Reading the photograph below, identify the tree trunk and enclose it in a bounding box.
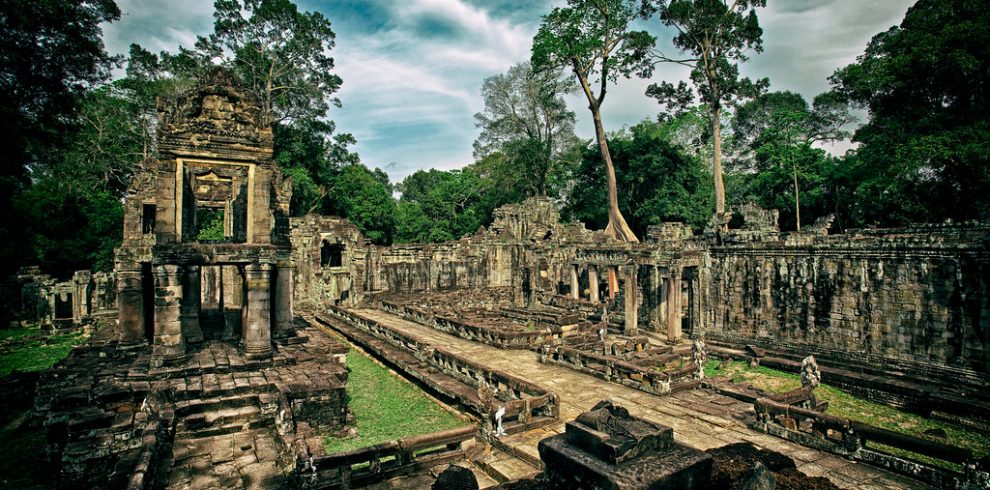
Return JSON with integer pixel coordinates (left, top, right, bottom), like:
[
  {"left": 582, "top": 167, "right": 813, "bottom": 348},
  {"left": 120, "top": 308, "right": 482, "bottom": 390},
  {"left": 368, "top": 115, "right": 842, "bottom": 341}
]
[
  {"left": 712, "top": 105, "right": 726, "bottom": 215},
  {"left": 592, "top": 109, "right": 638, "bottom": 242}
]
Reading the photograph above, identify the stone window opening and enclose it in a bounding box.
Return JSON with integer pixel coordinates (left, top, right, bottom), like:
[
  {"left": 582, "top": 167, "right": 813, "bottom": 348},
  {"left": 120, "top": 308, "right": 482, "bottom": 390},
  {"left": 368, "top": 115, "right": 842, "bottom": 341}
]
[
  {"left": 196, "top": 207, "right": 226, "bottom": 242},
  {"left": 142, "top": 204, "right": 157, "bottom": 234},
  {"left": 321, "top": 240, "right": 344, "bottom": 268}
]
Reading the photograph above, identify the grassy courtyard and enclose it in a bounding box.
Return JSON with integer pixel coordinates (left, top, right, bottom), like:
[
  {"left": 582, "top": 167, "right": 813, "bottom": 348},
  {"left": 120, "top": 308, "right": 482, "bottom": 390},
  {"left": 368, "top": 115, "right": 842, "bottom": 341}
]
[
  {"left": 0, "top": 325, "right": 89, "bottom": 377},
  {"left": 324, "top": 346, "right": 467, "bottom": 454},
  {"left": 706, "top": 359, "right": 990, "bottom": 468}
]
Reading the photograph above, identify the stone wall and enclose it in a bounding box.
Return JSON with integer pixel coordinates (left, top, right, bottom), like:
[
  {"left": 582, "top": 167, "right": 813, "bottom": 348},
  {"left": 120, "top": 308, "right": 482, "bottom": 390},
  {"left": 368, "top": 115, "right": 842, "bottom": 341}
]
[{"left": 702, "top": 223, "right": 990, "bottom": 375}]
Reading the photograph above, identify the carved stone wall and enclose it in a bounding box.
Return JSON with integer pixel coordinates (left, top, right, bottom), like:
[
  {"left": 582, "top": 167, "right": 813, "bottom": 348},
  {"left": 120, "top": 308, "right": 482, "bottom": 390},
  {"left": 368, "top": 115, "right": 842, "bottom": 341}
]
[{"left": 702, "top": 224, "right": 990, "bottom": 374}]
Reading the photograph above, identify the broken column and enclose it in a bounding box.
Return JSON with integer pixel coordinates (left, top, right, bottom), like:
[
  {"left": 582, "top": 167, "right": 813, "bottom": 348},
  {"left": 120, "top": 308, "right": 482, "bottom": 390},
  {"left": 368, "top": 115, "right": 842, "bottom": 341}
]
[
  {"left": 539, "top": 400, "right": 712, "bottom": 490},
  {"left": 116, "top": 262, "right": 144, "bottom": 344},
  {"left": 624, "top": 265, "right": 638, "bottom": 335},
  {"left": 243, "top": 262, "right": 273, "bottom": 359},
  {"left": 181, "top": 265, "right": 204, "bottom": 343},
  {"left": 152, "top": 264, "right": 185, "bottom": 366}
]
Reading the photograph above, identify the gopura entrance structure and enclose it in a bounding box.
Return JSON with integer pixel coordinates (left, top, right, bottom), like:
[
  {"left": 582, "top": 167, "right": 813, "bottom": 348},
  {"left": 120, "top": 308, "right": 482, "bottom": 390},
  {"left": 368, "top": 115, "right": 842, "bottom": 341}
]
[{"left": 115, "top": 69, "right": 295, "bottom": 366}]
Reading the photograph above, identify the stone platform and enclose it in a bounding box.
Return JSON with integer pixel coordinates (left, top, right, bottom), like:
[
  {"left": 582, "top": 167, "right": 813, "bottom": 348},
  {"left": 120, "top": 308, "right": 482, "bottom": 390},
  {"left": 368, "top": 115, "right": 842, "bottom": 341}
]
[{"left": 33, "top": 324, "right": 349, "bottom": 489}]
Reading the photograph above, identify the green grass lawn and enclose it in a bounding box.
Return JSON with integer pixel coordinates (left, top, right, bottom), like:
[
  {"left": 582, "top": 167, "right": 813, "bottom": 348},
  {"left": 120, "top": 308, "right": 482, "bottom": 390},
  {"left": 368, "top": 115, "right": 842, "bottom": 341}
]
[
  {"left": 324, "top": 347, "right": 467, "bottom": 454},
  {"left": 0, "top": 325, "right": 88, "bottom": 377},
  {"left": 707, "top": 359, "right": 990, "bottom": 469}
]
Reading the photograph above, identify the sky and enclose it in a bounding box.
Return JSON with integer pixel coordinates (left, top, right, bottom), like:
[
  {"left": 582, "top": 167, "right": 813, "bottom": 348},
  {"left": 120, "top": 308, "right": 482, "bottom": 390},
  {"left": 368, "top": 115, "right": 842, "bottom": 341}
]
[{"left": 101, "top": 0, "right": 915, "bottom": 183}]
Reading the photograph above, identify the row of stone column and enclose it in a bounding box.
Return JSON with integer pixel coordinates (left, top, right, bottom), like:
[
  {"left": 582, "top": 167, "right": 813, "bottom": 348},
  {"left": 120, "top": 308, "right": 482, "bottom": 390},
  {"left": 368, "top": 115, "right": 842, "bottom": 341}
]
[
  {"left": 569, "top": 264, "right": 639, "bottom": 336},
  {"left": 567, "top": 263, "right": 688, "bottom": 341},
  {"left": 117, "top": 261, "right": 294, "bottom": 367}
]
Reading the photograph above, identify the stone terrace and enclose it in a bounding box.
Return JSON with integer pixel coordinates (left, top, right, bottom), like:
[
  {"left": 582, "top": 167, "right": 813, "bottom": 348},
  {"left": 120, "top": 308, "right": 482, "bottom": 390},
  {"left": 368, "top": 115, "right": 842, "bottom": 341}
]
[{"left": 350, "top": 307, "right": 932, "bottom": 490}]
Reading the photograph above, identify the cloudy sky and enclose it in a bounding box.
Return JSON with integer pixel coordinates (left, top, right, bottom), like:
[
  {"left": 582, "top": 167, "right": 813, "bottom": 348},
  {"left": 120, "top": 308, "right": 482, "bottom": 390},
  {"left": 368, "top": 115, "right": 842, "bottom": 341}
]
[{"left": 101, "top": 0, "right": 915, "bottom": 183}]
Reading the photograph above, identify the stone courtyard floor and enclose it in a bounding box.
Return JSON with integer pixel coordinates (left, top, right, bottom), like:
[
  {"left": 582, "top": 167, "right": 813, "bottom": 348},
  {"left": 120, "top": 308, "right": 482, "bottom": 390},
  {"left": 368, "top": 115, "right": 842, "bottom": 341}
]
[{"left": 350, "top": 308, "right": 933, "bottom": 490}]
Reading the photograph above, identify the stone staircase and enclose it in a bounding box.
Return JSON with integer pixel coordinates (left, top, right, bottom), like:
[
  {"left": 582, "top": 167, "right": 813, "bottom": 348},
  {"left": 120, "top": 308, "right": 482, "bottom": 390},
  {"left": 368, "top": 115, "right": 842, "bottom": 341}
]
[{"left": 173, "top": 394, "right": 272, "bottom": 439}]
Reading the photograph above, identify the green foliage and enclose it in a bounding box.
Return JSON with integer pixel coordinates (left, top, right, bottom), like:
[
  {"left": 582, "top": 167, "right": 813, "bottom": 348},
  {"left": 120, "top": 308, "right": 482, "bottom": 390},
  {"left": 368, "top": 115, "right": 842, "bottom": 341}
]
[
  {"left": 205, "top": 0, "right": 343, "bottom": 126},
  {"left": 566, "top": 119, "right": 713, "bottom": 235},
  {"left": 531, "top": 0, "right": 655, "bottom": 88},
  {"left": 324, "top": 347, "right": 465, "bottom": 454},
  {"left": 196, "top": 208, "right": 226, "bottom": 242},
  {"left": 730, "top": 91, "right": 853, "bottom": 230},
  {"left": 0, "top": 0, "right": 121, "bottom": 278},
  {"left": 394, "top": 169, "right": 483, "bottom": 243},
  {"left": 331, "top": 164, "right": 397, "bottom": 245},
  {"left": 474, "top": 62, "right": 579, "bottom": 197},
  {"left": 641, "top": 0, "right": 768, "bottom": 214},
  {"left": 828, "top": 0, "right": 990, "bottom": 225},
  {"left": 642, "top": 0, "right": 768, "bottom": 115}
]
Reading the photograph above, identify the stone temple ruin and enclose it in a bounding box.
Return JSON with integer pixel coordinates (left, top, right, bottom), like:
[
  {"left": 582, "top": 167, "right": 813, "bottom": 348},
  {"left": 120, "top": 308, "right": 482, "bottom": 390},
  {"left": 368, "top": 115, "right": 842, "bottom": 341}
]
[{"left": 14, "top": 72, "right": 990, "bottom": 489}]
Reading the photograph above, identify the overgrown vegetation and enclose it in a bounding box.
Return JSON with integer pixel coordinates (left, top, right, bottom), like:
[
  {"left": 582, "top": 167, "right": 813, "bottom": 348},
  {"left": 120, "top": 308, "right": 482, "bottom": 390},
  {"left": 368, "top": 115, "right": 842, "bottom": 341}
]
[
  {"left": 706, "top": 360, "right": 990, "bottom": 468},
  {"left": 0, "top": 326, "right": 89, "bottom": 377},
  {"left": 0, "top": 407, "right": 51, "bottom": 490},
  {"left": 324, "top": 347, "right": 465, "bottom": 454}
]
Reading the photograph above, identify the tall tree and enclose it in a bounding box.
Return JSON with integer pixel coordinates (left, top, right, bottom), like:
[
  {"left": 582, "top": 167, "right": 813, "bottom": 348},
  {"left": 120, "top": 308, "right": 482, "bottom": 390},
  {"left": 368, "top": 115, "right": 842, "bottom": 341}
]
[
  {"left": 733, "top": 91, "right": 852, "bottom": 229},
  {"left": 474, "top": 62, "right": 578, "bottom": 197},
  {"left": 202, "top": 0, "right": 342, "bottom": 127},
  {"left": 829, "top": 0, "right": 990, "bottom": 225},
  {"left": 532, "top": 0, "right": 655, "bottom": 242},
  {"left": 640, "top": 0, "right": 768, "bottom": 217},
  {"left": 0, "top": 0, "right": 121, "bottom": 276}
]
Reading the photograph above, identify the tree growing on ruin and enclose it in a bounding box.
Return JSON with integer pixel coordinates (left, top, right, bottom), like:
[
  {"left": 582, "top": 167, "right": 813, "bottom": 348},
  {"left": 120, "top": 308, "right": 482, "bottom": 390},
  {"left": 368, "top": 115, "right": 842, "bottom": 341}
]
[
  {"left": 640, "top": 0, "right": 768, "bottom": 219},
  {"left": 473, "top": 62, "right": 579, "bottom": 198},
  {"left": 532, "top": 0, "right": 656, "bottom": 242}
]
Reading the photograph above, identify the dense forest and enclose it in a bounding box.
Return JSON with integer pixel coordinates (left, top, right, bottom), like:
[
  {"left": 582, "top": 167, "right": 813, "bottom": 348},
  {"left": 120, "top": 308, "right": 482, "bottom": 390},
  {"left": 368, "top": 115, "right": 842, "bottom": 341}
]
[{"left": 1, "top": 0, "right": 988, "bottom": 279}]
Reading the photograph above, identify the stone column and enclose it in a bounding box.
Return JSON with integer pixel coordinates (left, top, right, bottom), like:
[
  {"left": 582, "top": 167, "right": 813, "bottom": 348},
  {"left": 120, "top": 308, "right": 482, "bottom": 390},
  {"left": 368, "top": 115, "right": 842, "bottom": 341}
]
[
  {"left": 273, "top": 261, "right": 295, "bottom": 338},
  {"left": 116, "top": 262, "right": 144, "bottom": 344},
  {"left": 588, "top": 265, "right": 600, "bottom": 304},
  {"left": 181, "top": 265, "right": 204, "bottom": 344},
  {"left": 649, "top": 266, "right": 662, "bottom": 331},
  {"left": 624, "top": 265, "right": 638, "bottom": 335},
  {"left": 608, "top": 267, "right": 619, "bottom": 300},
  {"left": 243, "top": 263, "right": 273, "bottom": 359},
  {"left": 570, "top": 265, "right": 580, "bottom": 300},
  {"left": 222, "top": 265, "right": 243, "bottom": 340},
  {"left": 666, "top": 268, "right": 683, "bottom": 340},
  {"left": 152, "top": 264, "right": 185, "bottom": 366}
]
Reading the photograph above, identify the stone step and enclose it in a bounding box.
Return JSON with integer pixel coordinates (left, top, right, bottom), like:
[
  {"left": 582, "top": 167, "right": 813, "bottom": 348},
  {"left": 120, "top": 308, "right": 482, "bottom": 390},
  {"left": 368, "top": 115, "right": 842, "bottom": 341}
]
[
  {"left": 174, "top": 394, "right": 261, "bottom": 416},
  {"left": 457, "top": 461, "right": 500, "bottom": 489},
  {"left": 176, "top": 415, "right": 273, "bottom": 439},
  {"left": 476, "top": 449, "right": 541, "bottom": 484}
]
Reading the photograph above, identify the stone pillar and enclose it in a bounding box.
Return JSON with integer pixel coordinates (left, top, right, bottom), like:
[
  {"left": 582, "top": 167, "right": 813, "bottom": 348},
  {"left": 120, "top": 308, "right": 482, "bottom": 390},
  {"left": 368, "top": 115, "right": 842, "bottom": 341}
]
[
  {"left": 588, "top": 265, "right": 600, "bottom": 304},
  {"left": 152, "top": 264, "right": 185, "bottom": 366},
  {"left": 624, "top": 265, "right": 638, "bottom": 335},
  {"left": 181, "top": 265, "right": 204, "bottom": 343},
  {"left": 570, "top": 265, "right": 580, "bottom": 300},
  {"left": 273, "top": 261, "right": 295, "bottom": 338},
  {"left": 243, "top": 263, "right": 273, "bottom": 359},
  {"left": 116, "top": 262, "right": 144, "bottom": 344},
  {"left": 650, "top": 266, "right": 662, "bottom": 331},
  {"left": 608, "top": 267, "right": 619, "bottom": 300},
  {"left": 222, "top": 265, "right": 243, "bottom": 340},
  {"left": 666, "top": 268, "right": 683, "bottom": 340}
]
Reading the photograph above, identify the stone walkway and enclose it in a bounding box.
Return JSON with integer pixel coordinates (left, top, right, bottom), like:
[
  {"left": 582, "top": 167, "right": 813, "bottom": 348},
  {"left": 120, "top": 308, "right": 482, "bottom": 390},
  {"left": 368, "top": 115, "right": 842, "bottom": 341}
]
[{"left": 352, "top": 308, "right": 932, "bottom": 490}]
